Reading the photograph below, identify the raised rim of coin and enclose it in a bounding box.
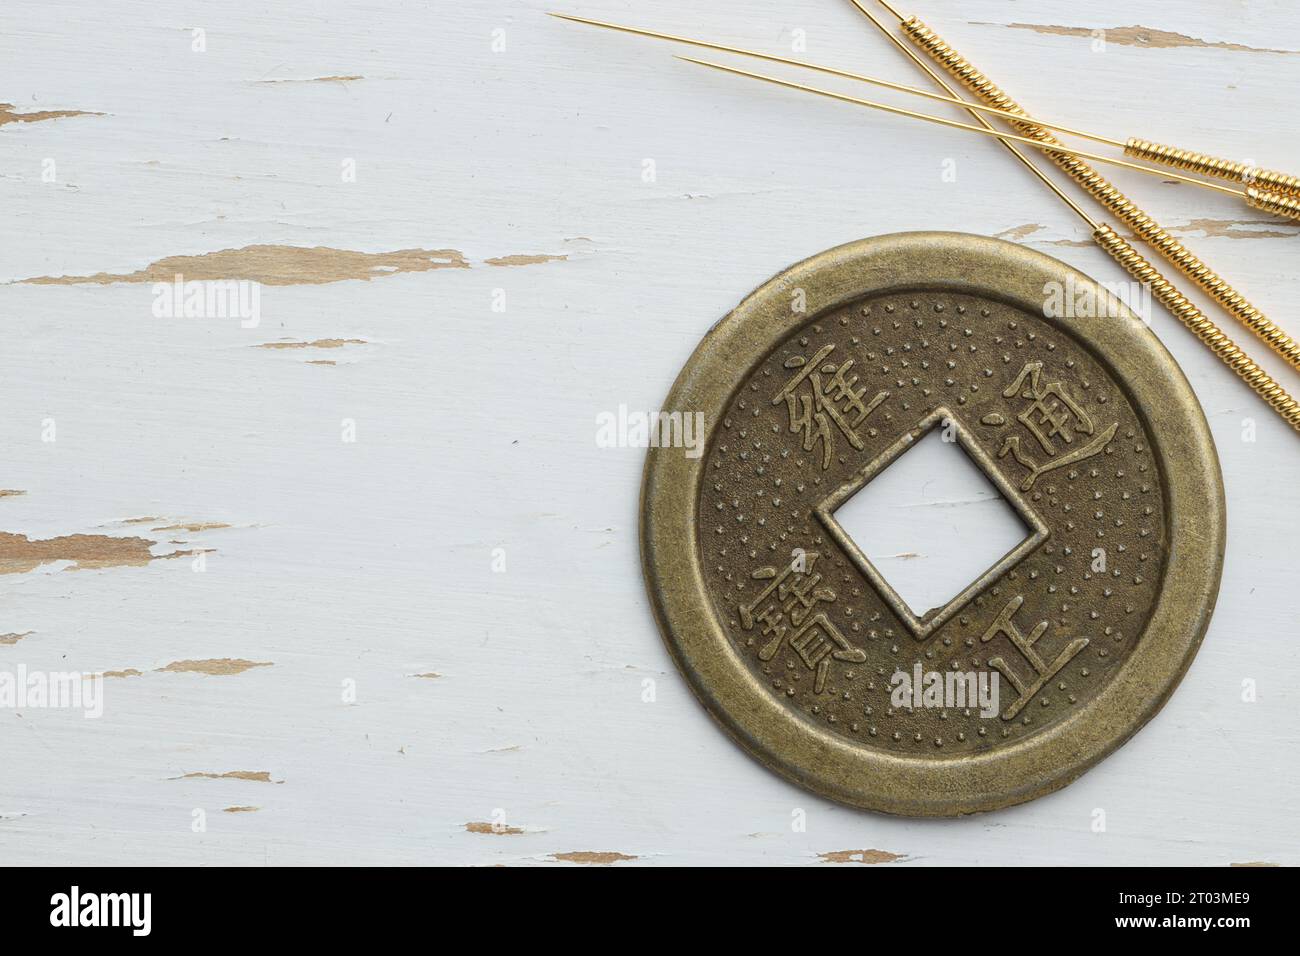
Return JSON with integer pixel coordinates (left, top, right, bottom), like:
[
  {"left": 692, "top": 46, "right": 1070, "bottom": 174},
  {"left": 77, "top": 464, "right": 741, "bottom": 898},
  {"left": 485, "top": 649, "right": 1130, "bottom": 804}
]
[{"left": 640, "top": 232, "right": 1225, "bottom": 816}]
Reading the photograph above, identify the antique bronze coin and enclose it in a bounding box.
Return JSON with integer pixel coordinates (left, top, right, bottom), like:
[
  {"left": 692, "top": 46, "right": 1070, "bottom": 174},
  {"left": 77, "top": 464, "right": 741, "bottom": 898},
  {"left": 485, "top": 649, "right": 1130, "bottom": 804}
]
[{"left": 640, "top": 232, "right": 1225, "bottom": 816}]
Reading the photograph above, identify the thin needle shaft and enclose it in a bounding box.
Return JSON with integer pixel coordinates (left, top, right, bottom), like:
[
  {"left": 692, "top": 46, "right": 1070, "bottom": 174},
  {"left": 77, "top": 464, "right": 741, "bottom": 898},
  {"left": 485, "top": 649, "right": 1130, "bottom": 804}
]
[
  {"left": 549, "top": 12, "right": 1126, "bottom": 150},
  {"left": 834, "top": 1, "right": 1096, "bottom": 225},
  {"left": 676, "top": 56, "right": 1243, "bottom": 200},
  {"left": 854, "top": 0, "right": 1300, "bottom": 424}
]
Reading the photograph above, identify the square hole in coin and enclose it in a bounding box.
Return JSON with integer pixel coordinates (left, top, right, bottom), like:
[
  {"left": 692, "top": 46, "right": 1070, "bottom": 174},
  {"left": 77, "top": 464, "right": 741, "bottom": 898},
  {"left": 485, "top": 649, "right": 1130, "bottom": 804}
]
[{"left": 829, "top": 428, "right": 1033, "bottom": 617}]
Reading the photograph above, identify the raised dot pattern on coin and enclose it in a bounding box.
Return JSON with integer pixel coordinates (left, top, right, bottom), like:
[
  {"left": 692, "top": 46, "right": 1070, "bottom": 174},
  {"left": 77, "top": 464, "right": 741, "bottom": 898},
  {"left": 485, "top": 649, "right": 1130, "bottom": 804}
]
[{"left": 699, "top": 291, "right": 1166, "bottom": 755}]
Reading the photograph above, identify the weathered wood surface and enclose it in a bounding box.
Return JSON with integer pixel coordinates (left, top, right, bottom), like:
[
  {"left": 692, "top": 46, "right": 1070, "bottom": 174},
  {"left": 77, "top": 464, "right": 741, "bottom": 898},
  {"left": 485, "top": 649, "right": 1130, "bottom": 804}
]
[{"left": 1, "top": 0, "right": 1296, "bottom": 865}]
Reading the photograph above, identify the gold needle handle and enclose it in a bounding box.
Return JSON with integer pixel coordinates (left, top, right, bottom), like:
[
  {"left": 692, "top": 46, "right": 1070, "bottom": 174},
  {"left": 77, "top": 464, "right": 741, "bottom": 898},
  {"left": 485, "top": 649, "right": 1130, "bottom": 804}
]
[
  {"left": 1094, "top": 225, "right": 1300, "bottom": 433},
  {"left": 1245, "top": 185, "right": 1300, "bottom": 220},
  {"left": 1125, "top": 138, "right": 1300, "bottom": 197},
  {"left": 894, "top": 15, "right": 1300, "bottom": 375}
]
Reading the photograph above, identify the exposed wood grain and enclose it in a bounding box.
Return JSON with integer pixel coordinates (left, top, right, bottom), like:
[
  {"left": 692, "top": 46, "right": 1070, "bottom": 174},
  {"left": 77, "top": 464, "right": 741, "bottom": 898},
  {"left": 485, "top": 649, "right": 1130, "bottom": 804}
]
[
  {"left": 177, "top": 772, "right": 281, "bottom": 784},
  {"left": 993, "top": 23, "right": 1298, "bottom": 55},
  {"left": 819, "top": 849, "right": 907, "bottom": 865},
  {"left": 156, "top": 659, "right": 274, "bottom": 676},
  {"left": 465, "top": 822, "right": 526, "bottom": 835},
  {"left": 16, "top": 245, "right": 471, "bottom": 286},
  {"left": 253, "top": 76, "right": 364, "bottom": 85},
  {"left": 484, "top": 254, "right": 569, "bottom": 267},
  {"left": 0, "top": 531, "right": 170, "bottom": 574},
  {"left": 254, "top": 339, "right": 367, "bottom": 350},
  {"left": 0, "top": 101, "right": 100, "bottom": 126},
  {"left": 551, "top": 851, "right": 638, "bottom": 865}
]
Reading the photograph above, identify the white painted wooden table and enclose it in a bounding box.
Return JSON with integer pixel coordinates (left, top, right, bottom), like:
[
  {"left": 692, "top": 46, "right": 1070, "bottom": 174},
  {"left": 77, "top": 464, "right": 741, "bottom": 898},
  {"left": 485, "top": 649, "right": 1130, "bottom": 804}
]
[{"left": 2, "top": 0, "right": 1296, "bottom": 866}]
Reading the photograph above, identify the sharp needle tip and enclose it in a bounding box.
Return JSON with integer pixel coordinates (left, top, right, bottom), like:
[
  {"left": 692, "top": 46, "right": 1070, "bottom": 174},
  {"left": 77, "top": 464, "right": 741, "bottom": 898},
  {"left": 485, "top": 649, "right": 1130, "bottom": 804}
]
[{"left": 679, "top": 55, "right": 726, "bottom": 71}]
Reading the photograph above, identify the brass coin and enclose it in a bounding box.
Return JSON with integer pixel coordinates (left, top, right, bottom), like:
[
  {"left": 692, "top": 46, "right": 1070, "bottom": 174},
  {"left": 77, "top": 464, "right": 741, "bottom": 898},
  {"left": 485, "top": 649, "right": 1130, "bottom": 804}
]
[{"left": 640, "top": 233, "right": 1224, "bottom": 816}]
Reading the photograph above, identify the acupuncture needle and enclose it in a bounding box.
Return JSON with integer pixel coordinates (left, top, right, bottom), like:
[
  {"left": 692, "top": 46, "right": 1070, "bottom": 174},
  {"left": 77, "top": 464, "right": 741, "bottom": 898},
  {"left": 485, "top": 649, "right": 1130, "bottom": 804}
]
[
  {"left": 843, "top": 0, "right": 1300, "bottom": 381},
  {"left": 675, "top": 56, "right": 1300, "bottom": 216},
  {"left": 862, "top": 0, "right": 1300, "bottom": 197},
  {"left": 549, "top": 13, "right": 1124, "bottom": 149},
  {"left": 549, "top": 11, "right": 1300, "bottom": 428},
  {"left": 682, "top": 52, "right": 1300, "bottom": 431},
  {"left": 552, "top": 7, "right": 1090, "bottom": 227},
  {"left": 551, "top": 12, "right": 1300, "bottom": 221}
]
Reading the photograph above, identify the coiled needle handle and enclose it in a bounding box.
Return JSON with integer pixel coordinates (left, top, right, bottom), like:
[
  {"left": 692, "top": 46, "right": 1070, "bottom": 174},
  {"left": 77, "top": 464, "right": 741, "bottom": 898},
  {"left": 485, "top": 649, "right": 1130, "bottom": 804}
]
[
  {"left": 673, "top": 54, "right": 1300, "bottom": 436},
  {"left": 881, "top": 10, "right": 1300, "bottom": 375},
  {"left": 1093, "top": 226, "right": 1300, "bottom": 433},
  {"left": 1125, "top": 139, "right": 1300, "bottom": 197},
  {"left": 867, "top": 0, "right": 1300, "bottom": 197}
]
